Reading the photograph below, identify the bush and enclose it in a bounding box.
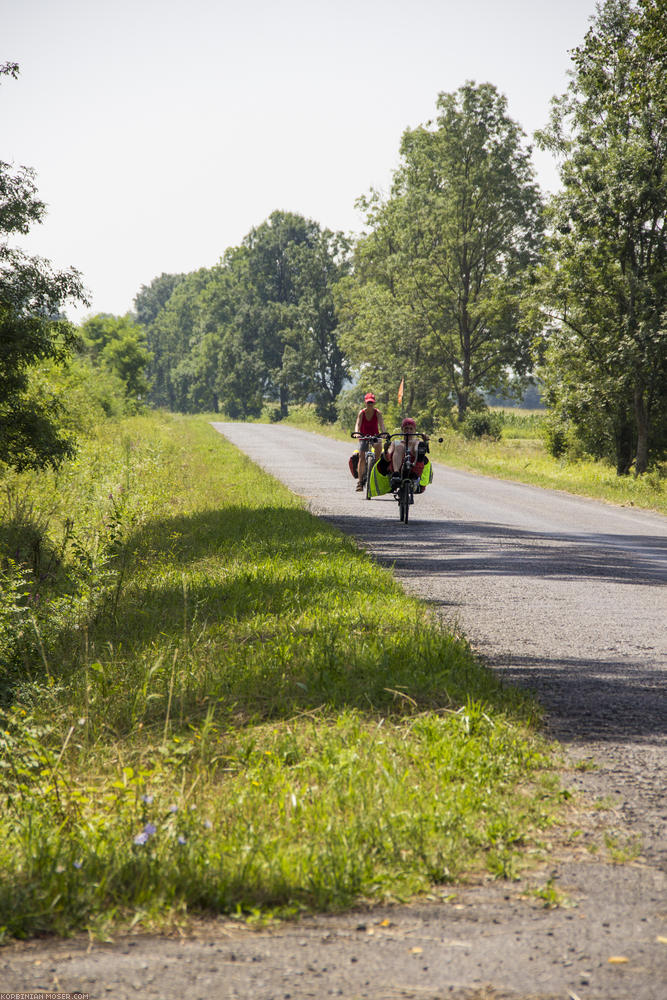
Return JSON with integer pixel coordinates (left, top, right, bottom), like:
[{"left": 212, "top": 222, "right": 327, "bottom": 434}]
[
  {"left": 461, "top": 411, "right": 503, "bottom": 441},
  {"left": 542, "top": 420, "right": 569, "bottom": 458}
]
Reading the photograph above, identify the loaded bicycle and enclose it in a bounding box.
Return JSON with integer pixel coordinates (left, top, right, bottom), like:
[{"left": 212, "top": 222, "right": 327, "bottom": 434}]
[
  {"left": 350, "top": 431, "right": 387, "bottom": 492},
  {"left": 361, "top": 422, "right": 441, "bottom": 523}
]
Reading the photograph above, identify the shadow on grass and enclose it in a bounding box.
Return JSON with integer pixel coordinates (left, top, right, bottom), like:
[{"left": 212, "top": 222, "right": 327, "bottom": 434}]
[{"left": 23, "top": 505, "right": 529, "bottom": 731}]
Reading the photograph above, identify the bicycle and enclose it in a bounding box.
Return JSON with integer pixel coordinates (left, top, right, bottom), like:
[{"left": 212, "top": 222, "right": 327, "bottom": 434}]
[
  {"left": 383, "top": 430, "right": 436, "bottom": 523},
  {"left": 350, "top": 431, "right": 387, "bottom": 494}
]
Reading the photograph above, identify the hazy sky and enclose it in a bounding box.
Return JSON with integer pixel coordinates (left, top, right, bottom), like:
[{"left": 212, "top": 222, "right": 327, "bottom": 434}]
[{"left": 3, "top": 0, "right": 600, "bottom": 322}]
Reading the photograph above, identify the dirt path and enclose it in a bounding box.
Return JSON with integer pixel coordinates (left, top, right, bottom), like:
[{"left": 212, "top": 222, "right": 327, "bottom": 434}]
[{"left": 2, "top": 424, "right": 665, "bottom": 1000}]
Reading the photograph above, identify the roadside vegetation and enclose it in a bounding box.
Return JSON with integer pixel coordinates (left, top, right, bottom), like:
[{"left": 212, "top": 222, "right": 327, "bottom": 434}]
[
  {"left": 276, "top": 404, "right": 667, "bottom": 516},
  {"left": 0, "top": 412, "right": 561, "bottom": 940}
]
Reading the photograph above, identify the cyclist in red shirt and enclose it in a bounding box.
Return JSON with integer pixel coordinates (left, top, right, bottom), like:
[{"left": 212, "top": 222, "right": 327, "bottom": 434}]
[{"left": 353, "top": 392, "right": 387, "bottom": 491}]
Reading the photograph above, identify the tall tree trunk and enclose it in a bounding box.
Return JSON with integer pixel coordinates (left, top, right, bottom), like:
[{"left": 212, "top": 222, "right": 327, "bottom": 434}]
[
  {"left": 634, "top": 383, "right": 649, "bottom": 476},
  {"left": 615, "top": 418, "right": 634, "bottom": 475},
  {"left": 457, "top": 388, "right": 469, "bottom": 422}
]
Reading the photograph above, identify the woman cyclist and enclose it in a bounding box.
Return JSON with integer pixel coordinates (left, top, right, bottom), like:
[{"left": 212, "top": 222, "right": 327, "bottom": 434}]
[{"left": 353, "top": 392, "right": 387, "bottom": 491}]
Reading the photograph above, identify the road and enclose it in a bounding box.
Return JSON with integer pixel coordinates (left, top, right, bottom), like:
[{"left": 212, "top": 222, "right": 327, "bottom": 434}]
[{"left": 2, "top": 422, "right": 665, "bottom": 1000}]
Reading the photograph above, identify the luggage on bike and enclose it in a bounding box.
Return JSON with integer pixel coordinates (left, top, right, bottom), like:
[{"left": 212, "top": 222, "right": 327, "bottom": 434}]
[
  {"left": 348, "top": 450, "right": 360, "bottom": 478},
  {"left": 368, "top": 456, "right": 392, "bottom": 497}
]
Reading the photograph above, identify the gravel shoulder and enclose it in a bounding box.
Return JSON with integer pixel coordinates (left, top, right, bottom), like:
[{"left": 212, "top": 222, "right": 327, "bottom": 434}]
[{"left": 2, "top": 423, "right": 665, "bottom": 1000}]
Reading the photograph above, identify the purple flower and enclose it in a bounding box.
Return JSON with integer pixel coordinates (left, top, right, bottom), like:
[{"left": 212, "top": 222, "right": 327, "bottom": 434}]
[
  {"left": 177, "top": 835, "right": 187, "bottom": 846},
  {"left": 134, "top": 822, "right": 157, "bottom": 845},
  {"left": 73, "top": 859, "right": 82, "bottom": 869},
  {"left": 142, "top": 794, "right": 154, "bottom": 805},
  {"left": 168, "top": 804, "right": 178, "bottom": 814},
  {"left": 203, "top": 819, "right": 213, "bottom": 830}
]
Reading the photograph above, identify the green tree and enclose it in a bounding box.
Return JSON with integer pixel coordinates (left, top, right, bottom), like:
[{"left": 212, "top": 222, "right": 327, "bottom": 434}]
[
  {"left": 139, "top": 211, "right": 350, "bottom": 419},
  {"left": 0, "top": 63, "right": 88, "bottom": 472},
  {"left": 536, "top": 0, "right": 667, "bottom": 474},
  {"left": 80, "top": 313, "right": 152, "bottom": 410},
  {"left": 338, "top": 83, "right": 543, "bottom": 422}
]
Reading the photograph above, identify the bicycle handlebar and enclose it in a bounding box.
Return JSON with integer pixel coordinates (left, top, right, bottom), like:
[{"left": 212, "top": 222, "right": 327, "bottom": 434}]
[
  {"left": 350, "top": 431, "right": 388, "bottom": 440},
  {"left": 384, "top": 431, "right": 430, "bottom": 441}
]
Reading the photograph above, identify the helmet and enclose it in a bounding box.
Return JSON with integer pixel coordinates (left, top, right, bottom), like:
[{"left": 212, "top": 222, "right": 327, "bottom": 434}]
[
  {"left": 401, "top": 417, "right": 416, "bottom": 430},
  {"left": 364, "top": 392, "right": 376, "bottom": 403}
]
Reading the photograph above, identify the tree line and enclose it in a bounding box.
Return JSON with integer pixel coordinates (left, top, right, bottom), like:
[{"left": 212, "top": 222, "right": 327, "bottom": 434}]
[{"left": 2, "top": 0, "right": 666, "bottom": 477}]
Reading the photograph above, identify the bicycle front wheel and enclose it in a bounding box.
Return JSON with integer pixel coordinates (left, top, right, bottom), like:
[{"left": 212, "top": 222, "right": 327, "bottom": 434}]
[
  {"left": 365, "top": 454, "right": 376, "bottom": 499},
  {"left": 399, "top": 480, "right": 411, "bottom": 522}
]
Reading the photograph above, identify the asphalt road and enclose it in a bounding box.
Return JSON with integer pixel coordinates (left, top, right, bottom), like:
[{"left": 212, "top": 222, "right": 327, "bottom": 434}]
[{"left": 2, "top": 422, "right": 665, "bottom": 1000}]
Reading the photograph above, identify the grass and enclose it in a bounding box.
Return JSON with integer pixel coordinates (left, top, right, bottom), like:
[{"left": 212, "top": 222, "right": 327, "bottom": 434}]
[
  {"left": 0, "top": 412, "right": 561, "bottom": 940},
  {"left": 278, "top": 403, "right": 667, "bottom": 515}
]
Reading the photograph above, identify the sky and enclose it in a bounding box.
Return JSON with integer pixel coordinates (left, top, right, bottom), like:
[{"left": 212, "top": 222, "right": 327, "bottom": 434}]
[{"left": 2, "top": 0, "right": 601, "bottom": 323}]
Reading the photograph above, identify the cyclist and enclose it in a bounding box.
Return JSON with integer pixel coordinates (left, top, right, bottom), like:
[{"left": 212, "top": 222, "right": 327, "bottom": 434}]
[
  {"left": 386, "top": 416, "right": 426, "bottom": 489},
  {"left": 354, "top": 392, "right": 387, "bottom": 491}
]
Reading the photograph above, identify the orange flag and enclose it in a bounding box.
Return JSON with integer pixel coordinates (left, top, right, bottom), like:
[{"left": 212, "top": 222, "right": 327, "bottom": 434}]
[{"left": 397, "top": 378, "right": 404, "bottom": 405}]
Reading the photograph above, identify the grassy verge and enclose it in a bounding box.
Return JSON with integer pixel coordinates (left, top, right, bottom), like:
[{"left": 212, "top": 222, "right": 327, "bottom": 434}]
[
  {"left": 279, "top": 404, "right": 667, "bottom": 515},
  {"left": 0, "top": 412, "right": 559, "bottom": 940}
]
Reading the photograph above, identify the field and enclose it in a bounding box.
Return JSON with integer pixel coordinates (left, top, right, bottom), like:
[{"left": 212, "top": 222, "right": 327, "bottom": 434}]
[{"left": 0, "top": 412, "right": 560, "bottom": 939}]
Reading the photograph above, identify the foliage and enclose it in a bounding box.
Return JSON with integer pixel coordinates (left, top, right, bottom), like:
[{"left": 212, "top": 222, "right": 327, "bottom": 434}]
[
  {"left": 133, "top": 272, "right": 185, "bottom": 327},
  {"left": 461, "top": 410, "right": 503, "bottom": 441},
  {"left": 80, "top": 313, "right": 152, "bottom": 411},
  {"left": 336, "top": 83, "right": 543, "bottom": 421},
  {"left": 0, "top": 63, "right": 89, "bottom": 474},
  {"left": 535, "top": 0, "right": 667, "bottom": 475},
  {"left": 139, "top": 212, "right": 350, "bottom": 420},
  {"left": 0, "top": 413, "right": 559, "bottom": 937}
]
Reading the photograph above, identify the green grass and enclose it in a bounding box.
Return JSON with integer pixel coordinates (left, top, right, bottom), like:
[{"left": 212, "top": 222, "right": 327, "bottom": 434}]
[
  {"left": 0, "top": 412, "right": 559, "bottom": 939},
  {"left": 280, "top": 403, "right": 667, "bottom": 514}
]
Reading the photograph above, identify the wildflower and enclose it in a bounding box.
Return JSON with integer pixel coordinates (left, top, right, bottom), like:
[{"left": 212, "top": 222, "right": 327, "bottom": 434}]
[
  {"left": 142, "top": 794, "right": 154, "bottom": 805},
  {"left": 73, "top": 860, "right": 83, "bottom": 869},
  {"left": 177, "top": 835, "right": 187, "bottom": 846},
  {"left": 168, "top": 804, "right": 178, "bottom": 814},
  {"left": 204, "top": 819, "right": 213, "bottom": 830},
  {"left": 55, "top": 864, "right": 65, "bottom": 874},
  {"left": 134, "top": 822, "right": 157, "bottom": 845}
]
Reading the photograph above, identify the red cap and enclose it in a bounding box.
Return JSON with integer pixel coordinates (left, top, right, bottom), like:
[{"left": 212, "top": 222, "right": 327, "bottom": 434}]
[
  {"left": 364, "top": 392, "right": 376, "bottom": 403},
  {"left": 401, "top": 417, "right": 416, "bottom": 429}
]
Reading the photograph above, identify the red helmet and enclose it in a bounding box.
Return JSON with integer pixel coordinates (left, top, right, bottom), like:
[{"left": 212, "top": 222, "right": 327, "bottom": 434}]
[{"left": 401, "top": 417, "right": 416, "bottom": 430}]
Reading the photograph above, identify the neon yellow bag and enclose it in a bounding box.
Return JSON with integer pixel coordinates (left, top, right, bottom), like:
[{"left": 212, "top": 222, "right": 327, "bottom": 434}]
[{"left": 368, "top": 461, "right": 391, "bottom": 497}]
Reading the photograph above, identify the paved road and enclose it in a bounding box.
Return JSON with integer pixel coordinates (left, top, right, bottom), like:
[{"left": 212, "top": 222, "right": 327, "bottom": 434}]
[
  {"left": 210, "top": 424, "right": 666, "bottom": 756},
  {"left": 2, "top": 422, "right": 665, "bottom": 1000}
]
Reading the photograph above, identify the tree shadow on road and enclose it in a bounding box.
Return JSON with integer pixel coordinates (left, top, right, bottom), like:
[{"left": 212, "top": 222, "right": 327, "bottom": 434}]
[{"left": 323, "top": 514, "right": 667, "bottom": 587}]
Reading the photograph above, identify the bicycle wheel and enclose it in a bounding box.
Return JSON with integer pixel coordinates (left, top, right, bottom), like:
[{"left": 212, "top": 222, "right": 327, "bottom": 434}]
[
  {"left": 365, "top": 454, "right": 375, "bottom": 499},
  {"left": 399, "top": 480, "right": 410, "bottom": 522}
]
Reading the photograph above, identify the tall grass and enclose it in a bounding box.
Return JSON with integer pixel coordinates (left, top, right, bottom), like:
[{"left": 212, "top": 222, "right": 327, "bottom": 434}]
[{"left": 0, "top": 413, "right": 558, "bottom": 939}]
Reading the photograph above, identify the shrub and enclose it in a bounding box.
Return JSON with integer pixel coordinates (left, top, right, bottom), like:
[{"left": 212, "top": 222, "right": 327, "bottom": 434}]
[
  {"left": 542, "top": 420, "right": 569, "bottom": 458},
  {"left": 461, "top": 411, "right": 503, "bottom": 441}
]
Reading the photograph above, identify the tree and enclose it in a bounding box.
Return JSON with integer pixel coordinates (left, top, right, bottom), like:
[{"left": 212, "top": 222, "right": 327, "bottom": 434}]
[
  {"left": 133, "top": 272, "right": 185, "bottom": 328},
  {"left": 138, "top": 211, "right": 350, "bottom": 419},
  {"left": 80, "top": 313, "right": 152, "bottom": 410},
  {"left": 338, "top": 83, "right": 543, "bottom": 422},
  {"left": 236, "top": 211, "right": 350, "bottom": 418},
  {"left": 1, "top": 63, "right": 89, "bottom": 472},
  {"left": 536, "top": 0, "right": 667, "bottom": 474}
]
